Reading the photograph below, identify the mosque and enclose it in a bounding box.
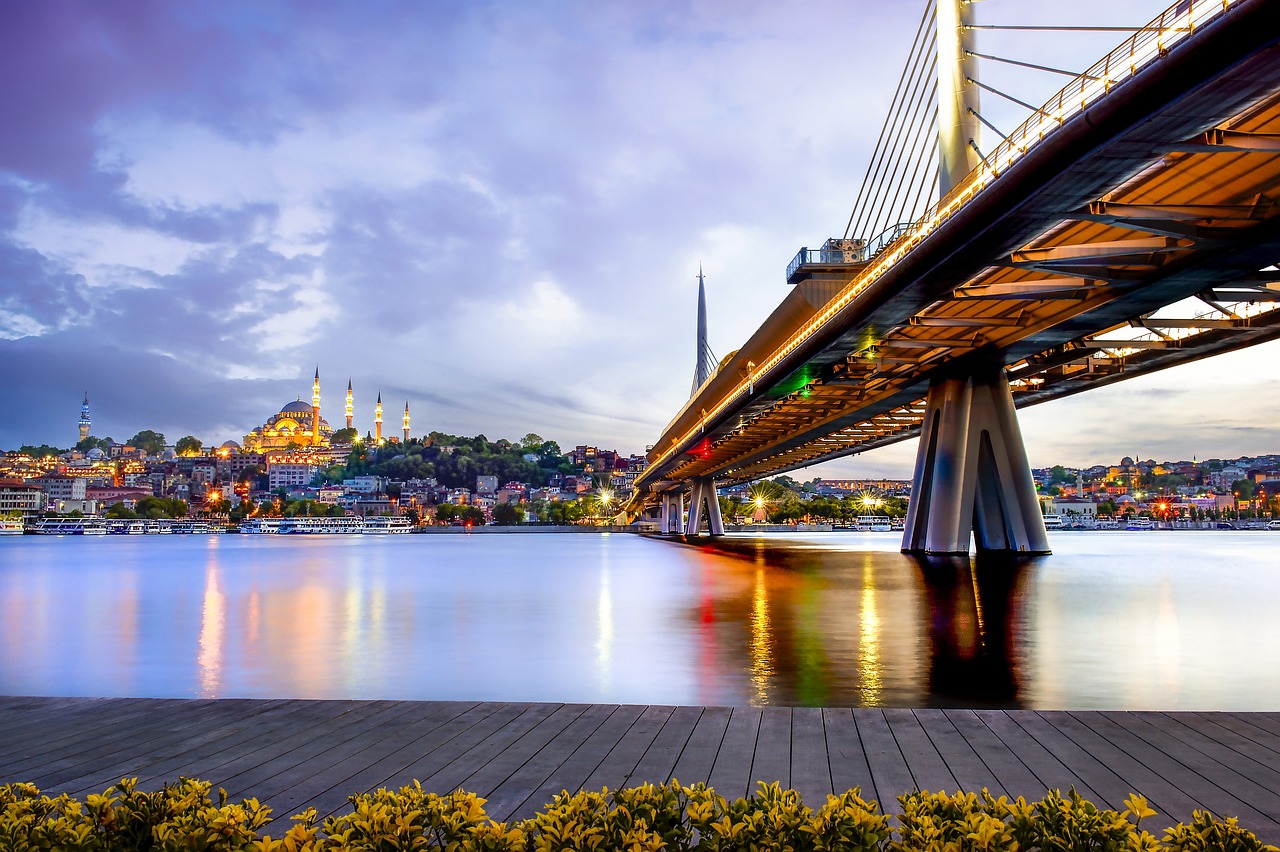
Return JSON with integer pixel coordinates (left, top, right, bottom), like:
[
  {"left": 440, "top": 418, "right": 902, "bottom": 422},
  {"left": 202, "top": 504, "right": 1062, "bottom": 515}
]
[{"left": 240, "top": 369, "right": 410, "bottom": 451}]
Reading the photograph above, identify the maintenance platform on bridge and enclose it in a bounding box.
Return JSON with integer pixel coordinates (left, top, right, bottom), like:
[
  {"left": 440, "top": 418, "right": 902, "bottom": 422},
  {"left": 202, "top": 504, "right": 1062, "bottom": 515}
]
[{"left": 2, "top": 697, "right": 1278, "bottom": 842}]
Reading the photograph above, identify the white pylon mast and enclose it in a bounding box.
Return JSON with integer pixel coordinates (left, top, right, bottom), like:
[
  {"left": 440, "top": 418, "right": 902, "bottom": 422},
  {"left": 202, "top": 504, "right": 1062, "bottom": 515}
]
[{"left": 938, "top": 0, "right": 981, "bottom": 196}]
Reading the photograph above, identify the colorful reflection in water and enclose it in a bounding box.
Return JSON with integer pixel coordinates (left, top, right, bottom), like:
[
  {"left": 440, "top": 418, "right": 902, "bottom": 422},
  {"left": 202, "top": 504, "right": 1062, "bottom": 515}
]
[{"left": 1, "top": 531, "right": 1279, "bottom": 708}]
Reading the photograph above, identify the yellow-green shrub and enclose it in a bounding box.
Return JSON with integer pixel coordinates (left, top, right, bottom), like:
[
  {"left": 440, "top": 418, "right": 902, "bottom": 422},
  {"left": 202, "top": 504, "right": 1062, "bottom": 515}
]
[{"left": 0, "top": 778, "right": 1275, "bottom": 852}]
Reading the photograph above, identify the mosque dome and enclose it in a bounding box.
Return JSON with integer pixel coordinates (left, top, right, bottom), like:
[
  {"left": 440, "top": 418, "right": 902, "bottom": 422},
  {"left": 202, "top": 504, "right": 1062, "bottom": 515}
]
[
  {"left": 280, "top": 400, "right": 314, "bottom": 414},
  {"left": 220, "top": 440, "right": 241, "bottom": 451},
  {"left": 87, "top": 448, "right": 105, "bottom": 460}
]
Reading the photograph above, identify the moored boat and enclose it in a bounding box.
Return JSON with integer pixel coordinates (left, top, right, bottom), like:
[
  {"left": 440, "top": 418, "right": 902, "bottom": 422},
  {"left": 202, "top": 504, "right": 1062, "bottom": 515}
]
[
  {"left": 28, "top": 517, "right": 110, "bottom": 535},
  {"left": 1042, "top": 514, "right": 1065, "bottom": 530},
  {"left": 238, "top": 517, "right": 284, "bottom": 534},
  {"left": 361, "top": 516, "right": 413, "bottom": 534},
  {"left": 279, "top": 515, "right": 364, "bottom": 534},
  {"left": 0, "top": 518, "right": 25, "bottom": 536}
]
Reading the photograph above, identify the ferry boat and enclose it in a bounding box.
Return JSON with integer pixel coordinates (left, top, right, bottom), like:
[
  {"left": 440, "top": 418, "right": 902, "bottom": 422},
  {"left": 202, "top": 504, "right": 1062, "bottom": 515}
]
[
  {"left": 238, "top": 517, "right": 284, "bottom": 534},
  {"left": 854, "top": 515, "right": 893, "bottom": 531},
  {"left": 279, "top": 515, "right": 364, "bottom": 534},
  {"left": 1042, "top": 514, "right": 1065, "bottom": 530},
  {"left": 172, "top": 520, "right": 225, "bottom": 534},
  {"left": 0, "top": 518, "right": 25, "bottom": 536},
  {"left": 144, "top": 520, "right": 173, "bottom": 534},
  {"left": 361, "top": 516, "right": 414, "bottom": 534},
  {"left": 108, "top": 520, "right": 146, "bottom": 535},
  {"left": 28, "top": 517, "right": 110, "bottom": 535},
  {"left": 1125, "top": 516, "right": 1154, "bottom": 530}
]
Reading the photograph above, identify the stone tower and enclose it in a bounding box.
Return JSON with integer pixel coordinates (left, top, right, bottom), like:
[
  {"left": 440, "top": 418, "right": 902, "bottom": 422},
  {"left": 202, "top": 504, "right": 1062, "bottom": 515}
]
[
  {"left": 78, "top": 392, "right": 92, "bottom": 442},
  {"left": 375, "top": 393, "right": 383, "bottom": 443},
  {"left": 403, "top": 401, "right": 411, "bottom": 444},
  {"left": 345, "top": 379, "right": 354, "bottom": 430}
]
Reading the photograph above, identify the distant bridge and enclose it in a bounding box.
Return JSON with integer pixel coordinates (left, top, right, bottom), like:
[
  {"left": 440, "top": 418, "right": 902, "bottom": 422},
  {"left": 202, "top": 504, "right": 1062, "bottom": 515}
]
[{"left": 628, "top": 0, "right": 1280, "bottom": 554}]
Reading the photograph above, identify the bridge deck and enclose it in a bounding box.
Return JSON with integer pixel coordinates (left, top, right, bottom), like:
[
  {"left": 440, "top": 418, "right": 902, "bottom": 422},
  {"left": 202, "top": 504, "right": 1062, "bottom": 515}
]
[{"left": 2, "top": 697, "right": 1278, "bottom": 842}]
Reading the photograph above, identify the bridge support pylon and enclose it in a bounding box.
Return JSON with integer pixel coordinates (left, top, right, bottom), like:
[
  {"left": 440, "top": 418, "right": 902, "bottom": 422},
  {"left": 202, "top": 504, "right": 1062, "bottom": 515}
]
[
  {"left": 660, "top": 491, "right": 686, "bottom": 535},
  {"left": 902, "top": 366, "right": 1049, "bottom": 556},
  {"left": 684, "top": 477, "right": 725, "bottom": 537}
]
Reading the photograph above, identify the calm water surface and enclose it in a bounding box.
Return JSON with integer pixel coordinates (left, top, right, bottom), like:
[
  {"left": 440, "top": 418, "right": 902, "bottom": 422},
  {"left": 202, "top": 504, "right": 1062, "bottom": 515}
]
[{"left": 1, "top": 531, "right": 1277, "bottom": 709}]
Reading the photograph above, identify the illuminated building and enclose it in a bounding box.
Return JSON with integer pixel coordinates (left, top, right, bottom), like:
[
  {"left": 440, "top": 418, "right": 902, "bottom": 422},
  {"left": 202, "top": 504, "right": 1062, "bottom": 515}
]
[
  {"left": 78, "top": 393, "right": 91, "bottom": 442},
  {"left": 242, "top": 371, "right": 334, "bottom": 451},
  {"left": 374, "top": 393, "right": 383, "bottom": 443}
]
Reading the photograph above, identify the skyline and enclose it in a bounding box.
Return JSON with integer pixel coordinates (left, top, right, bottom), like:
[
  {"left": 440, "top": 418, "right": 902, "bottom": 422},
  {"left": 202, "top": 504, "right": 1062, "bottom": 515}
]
[{"left": 3, "top": 0, "right": 1278, "bottom": 478}]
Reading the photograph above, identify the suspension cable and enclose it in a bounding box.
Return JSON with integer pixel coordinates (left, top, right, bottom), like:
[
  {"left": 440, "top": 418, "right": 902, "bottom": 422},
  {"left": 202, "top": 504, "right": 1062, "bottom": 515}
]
[
  {"left": 863, "top": 69, "right": 938, "bottom": 239},
  {"left": 965, "top": 50, "right": 1100, "bottom": 80},
  {"left": 857, "top": 50, "right": 938, "bottom": 240},
  {"left": 966, "top": 77, "right": 1047, "bottom": 116},
  {"left": 967, "top": 107, "right": 1008, "bottom": 141},
  {"left": 843, "top": 0, "right": 937, "bottom": 241}
]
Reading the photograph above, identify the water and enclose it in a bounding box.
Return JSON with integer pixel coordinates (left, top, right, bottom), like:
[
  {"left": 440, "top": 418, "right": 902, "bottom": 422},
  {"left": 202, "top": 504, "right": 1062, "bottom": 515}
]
[{"left": 0, "top": 531, "right": 1277, "bottom": 709}]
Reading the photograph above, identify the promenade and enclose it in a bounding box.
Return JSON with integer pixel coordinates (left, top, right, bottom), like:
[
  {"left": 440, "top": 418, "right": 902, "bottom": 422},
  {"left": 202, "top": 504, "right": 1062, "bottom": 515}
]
[{"left": 2, "top": 697, "right": 1278, "bottom": 843}]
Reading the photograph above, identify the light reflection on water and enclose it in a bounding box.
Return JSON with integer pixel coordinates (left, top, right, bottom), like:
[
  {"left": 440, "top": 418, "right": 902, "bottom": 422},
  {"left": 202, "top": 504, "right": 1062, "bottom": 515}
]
[{"left": 0, "top": 531, "right": 1278, "bottom": 709}]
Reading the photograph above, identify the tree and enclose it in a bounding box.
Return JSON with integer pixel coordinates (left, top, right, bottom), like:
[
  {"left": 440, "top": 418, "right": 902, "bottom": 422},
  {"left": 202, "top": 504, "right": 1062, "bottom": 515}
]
[
  {"left": 331, "top": 427, "right": 359, "bottom": 444},
  {"left": 129, "top": 430, "right": 166, "bottom": 456},
  {"left": 175, "top": 435, "right": 203, "bottom": 456},
  {"left": 458, "top": 505, "right": 486, "bottom": 526},
  {"left": 434, "top": 503, "right": 459, "bottom": 524},
  {"left": 18, "top": 444, "right": 64, "bottom": 458},
  {"left": 105, "top": 502, "right": 137, "bottom": 520},
  {"left": 76, "top": 436, "right": 112, "bottom": 452},
  {"left": 134, "top": 496, "right": 188, "bottom": 519},
  {"left": 520, "top": 433, "right": 544, "bottom": 450},
  {"left": 492, "top": 502, "right": 524, "bottom": 526}
]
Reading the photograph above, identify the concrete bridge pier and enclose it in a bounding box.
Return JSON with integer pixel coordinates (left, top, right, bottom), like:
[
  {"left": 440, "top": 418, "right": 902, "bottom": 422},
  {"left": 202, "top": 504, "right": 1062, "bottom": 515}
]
[
  {"left": 902, "top": 366, "right": 1049, "bottom": 555},
  {"left": 684, "top": 477, "right": 725, "bottom": 536},
  {"left": 660, "top": 491, "right": 685, "bottom": 535}
]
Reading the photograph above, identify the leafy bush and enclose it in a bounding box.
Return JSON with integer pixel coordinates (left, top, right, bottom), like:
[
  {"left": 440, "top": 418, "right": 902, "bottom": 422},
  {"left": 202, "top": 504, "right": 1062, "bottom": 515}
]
[{"left": 0, "top": 778, "right": 1275, "bottom": 852}]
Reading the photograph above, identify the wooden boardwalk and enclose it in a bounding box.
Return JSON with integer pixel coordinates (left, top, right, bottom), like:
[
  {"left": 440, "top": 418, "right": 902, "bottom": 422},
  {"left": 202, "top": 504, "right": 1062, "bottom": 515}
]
[{"left": 2, "top": 698, "right": 1278, "bottom": 842}]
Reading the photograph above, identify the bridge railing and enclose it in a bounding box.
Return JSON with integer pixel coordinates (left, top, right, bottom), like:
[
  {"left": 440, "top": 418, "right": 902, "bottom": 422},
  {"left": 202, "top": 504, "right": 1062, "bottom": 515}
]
[{"left": 787, "top": 223, "right": 915, "bottom": 282}]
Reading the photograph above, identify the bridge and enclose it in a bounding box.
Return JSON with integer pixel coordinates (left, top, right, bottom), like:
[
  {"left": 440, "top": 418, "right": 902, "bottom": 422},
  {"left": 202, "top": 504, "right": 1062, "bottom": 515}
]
[{"left": 626, "top": 0, "right": 1280, "bottom": 554}]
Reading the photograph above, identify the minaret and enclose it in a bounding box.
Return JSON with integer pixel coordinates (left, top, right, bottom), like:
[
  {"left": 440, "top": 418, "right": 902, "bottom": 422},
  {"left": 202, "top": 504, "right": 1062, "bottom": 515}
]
[
  {"left": 345, "top": 379, "right": 354, "bottom": 430},
  {"left": 403, "top": 402, "right": 411, "bottom": 444},
  {"left": 374, "top": 393, "right": 383, "bottom": 443},
  {"left": 78, "top": 392, "right": 92, "bottom": 442},
  {"left": 691, "top": 266, "right": 714, "bottom": 395},
  {"left": 311, "top": 367, "right": 322, "bottom": 446}
]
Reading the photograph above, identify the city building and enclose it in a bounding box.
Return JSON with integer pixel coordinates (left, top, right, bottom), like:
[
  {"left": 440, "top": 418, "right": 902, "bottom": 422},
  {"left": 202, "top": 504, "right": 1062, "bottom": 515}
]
[
  {"left": 0, "top": 478, "right": 46, "bottom": 516},
  {"left": 32, "top": 473, "right": 86, "bottom": 502},
  {"left": 268, "top": 463, "right": 320, "bottom": 490}
]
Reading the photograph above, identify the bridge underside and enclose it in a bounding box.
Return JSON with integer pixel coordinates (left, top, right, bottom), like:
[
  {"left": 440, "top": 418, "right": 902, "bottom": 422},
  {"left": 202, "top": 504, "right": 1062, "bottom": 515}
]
[{"left": 634, "top": 0, "right": 1280, "bottom": 553}]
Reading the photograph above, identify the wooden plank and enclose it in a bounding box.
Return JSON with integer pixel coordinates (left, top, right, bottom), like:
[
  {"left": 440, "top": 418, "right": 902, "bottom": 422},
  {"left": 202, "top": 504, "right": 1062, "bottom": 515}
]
[
  {"left": 480, "top": 704, "right": 618, "bottom": 822},
  {"left": 114, "top": 700, "right": 350, "bottom": 798},
  {"left": 18, "top": 699, "right": 275, "bottom": 788},
  {"left": 749, "top": 707, "right": 791, "bottom": 790},
  {"left": 295, "top": 702, "right": 519, "bottom": 819},
  {"left": 1070, "top": 711, "right": 1275, "bottom": 831},
  {"left": 707, "top": 707, "right": 762, "bottom": 801},
  {"left": 580, "top": 706, "right": 675, "bottom": 794},
  {"left": 972, "top": 710, "right": 1103, "bottom": 803},
  {"left": 211, "top": 701, "right": 409, "bottom": 798},
  {"left": 853, "top": 709, "right": 915, "bottom": 807},
  {"left": 454, "top": 705, "right": 592, "bottom": 800},
  {"left": 508, "top": 704, "right": 649, "bottom": 821},
  {"left": 913, "top": 709, "right": 1004, "bottom": 797},
  {"left": 1037, "top": 711, "right": 1201, "bottom": 820},
  {"left": 51, "top": 699, "right": 301, "bottom": 797},
  {"left": 789, "top": 707, "right": 832, "bottom": 807},
  {"left": 630, "top": 705, "right": 703, "bottom": 785},
  {"left": 1175, "top": 713, "right": 1280, "bottom": 781},
  {"left": 823, "top": 708, "right": 874, "bottom": 798},
  {"left": 374, "top": 702, "right": 537, "bottom": 791},
  {"left": 252, "top": 702, "right": 479, "bottom": 819},
  {"left": 942, "top": 710, "right": 1043, "bottom": 800},
  {"left": 0, "top": 698, "right": 166, "bottom": 765},
  {"left": 883, "top": 709, "right": 956, "bottom": 795},
  {"left": 669, "top": 706, "right": 731, "bottom": 787},
  {"left": 1115, "top": 712, "right": 1280, "bottom": 824},
  {"left": 1009, "top": 712, "right": 1134, "bottom": 811},
  {"left": 415, "top": 703, "right": 562, "bottom": 795}
]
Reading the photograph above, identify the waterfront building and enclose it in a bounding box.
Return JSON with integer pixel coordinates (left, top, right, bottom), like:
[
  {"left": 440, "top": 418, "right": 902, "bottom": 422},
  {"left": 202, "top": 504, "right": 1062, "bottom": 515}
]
[
  {"left": 0, "top": 478, "right": 47, "bottom": 516},
  {"left": 476, "top": 475, "right": 498, "bottom": 496},
  {"left": 342, "top": 476, "right": 385, "bottom": 494}
]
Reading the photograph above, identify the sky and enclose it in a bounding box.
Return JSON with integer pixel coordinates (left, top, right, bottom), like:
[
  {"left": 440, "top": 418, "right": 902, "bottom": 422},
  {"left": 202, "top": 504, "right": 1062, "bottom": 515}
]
[{"left": 2, "top": 0, "right": 1277, "bottom": 478}]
